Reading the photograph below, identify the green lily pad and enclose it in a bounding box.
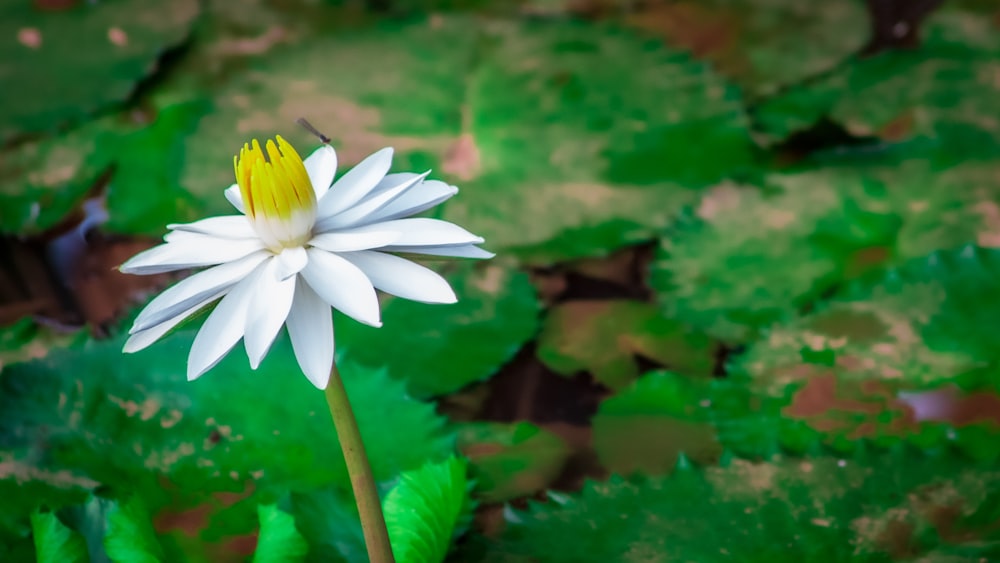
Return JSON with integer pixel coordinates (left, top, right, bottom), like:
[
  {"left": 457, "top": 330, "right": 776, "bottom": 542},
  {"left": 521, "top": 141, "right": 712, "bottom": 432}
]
[
  {"left": 593, "top": 372, "right": 724, "bottom": 475},
  {"left": 605, "top": 370, "right": 1000, "bottom": 461},
  {"left": 741, "top": 245, "right": 1000, "bottom": 393},
  {"left": 537, "top": 300, "right": 716, "bottom": 390},
  {"left": 457, "top": 422, "right": 571, "bottom": 503},
  {"left": 0, "top": 0, "right": 199, "bottom": 142},
  {"left": 339, "top": 262, "right": 540, "bottom": 397},
  {"left": 754, "top": 4, "right": 1000, "bottom": 146},
  {"left": 0, "top": 329, "right": 451, "bottom": 558},
  {"left": 649, "top": 177, "right": 897, "bottom": 342},
  {"left": 473, "top": 449, "right": 1000, "bottom": 562},
  {"left": 625, "top": 0, "right": 867, "bottom": 98},
  {"left": 0, "top": 117, "right": 116, "bottom": 234},
  {"left": 0, "top": 100, "right": 207, "bottom": 236}
]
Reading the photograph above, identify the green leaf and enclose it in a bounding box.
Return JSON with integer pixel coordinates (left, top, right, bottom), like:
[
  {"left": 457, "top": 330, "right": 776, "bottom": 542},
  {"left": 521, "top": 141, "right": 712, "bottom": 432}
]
[
  {"left": 286, "top": 488, "right": 366, "bottom": 563},
  {"left": 649, "top": 178, "right": 897, "bottom": 341},
  {"left": 103, "top": 101, "right": 209, "bottom": 236},
  {"left": 0, "top": 330, "right": 451, "bottom": 558},
  {"left": 253, "top": 504, "right": 307, "bottom": 563},
  {"left": 457, "top": 422, "right": 570, "bottom": 503},
  {"left": 754, "top": 4, "right": 1000, "bottom": 146},
  {"left": 30, "top": 510, "right": 88, "bottom": 563},
  {"left": 538, "top": 300, "right": 716, "bottom": 390},
  {"left": 340, "top": 263, "right": 539, "bottom": 397},
  {"left": 0, "top": 117, "right": 116, "bottom": 234},
  {"left": 103, "top": 496, "right": 164, "bottom": 563},
  {"left": 592, "top": 372, "right": 724, "bottom": 475},
  {"left": 0, "top": 101, "right": 206, "bottom": 236},
  {"left": 383, "top": 455, "right": 474, "bottom": 563},
  {"left": 626, "top": 0, "right": 867, "bottom": 98},
  {"left": 741, "top": 245, "right": 1000, "bottom": 393},
  {"left": 474, "top": 449, "right": 1000, "bottom": 562},
  {"left": 0, "top": 0, "right": 200, "bottom": 141}
]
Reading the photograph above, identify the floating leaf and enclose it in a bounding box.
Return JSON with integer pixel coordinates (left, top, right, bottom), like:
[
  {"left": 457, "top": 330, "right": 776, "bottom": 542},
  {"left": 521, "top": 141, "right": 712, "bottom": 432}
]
[
  {"left": 592, "top": 372, "right": 724, "bottom": 474},
  {"left": 384, "top": 455, "right": 474, "bottom": 563},
  {"left": 0, "top": 0, "right": 200, "bottom": 141},
  {"left": 253, "top": 504, "right": 307, "bottom": 563},
  {"left": 0, "top": 330, "right": 451, "bottom": 558},
  {"left": 0, "top": 117, "right": 116, "bottom": 234},
  {"left": 649, "top": 178, "right": 896, "bottom": 341},
  {"left": 538, "top": 300, "right": 716, "bottom": 390},
  {"left": 474, "top": 450, "right": 1000, "bottom": 562},
  {"left": 593, "top": 370, "right": 1000, "bottom": 461},
  {"left": 626, "top": 0, "right": 867, "bottom": 98},
  {"left": 742, "top": 245, "right": 1000, "bottom": 393},
  {"left": 457, "top": 422, "right": 570, "bottom": 503},
  {"left": 754, "top": 5, "right": 1000, "bottom": 145},
  {"left": 30, "top": 510, "right": 87, "bottom": 563},
  {"left": 340, "top": 263, "right": 539, "bottom": 397}
]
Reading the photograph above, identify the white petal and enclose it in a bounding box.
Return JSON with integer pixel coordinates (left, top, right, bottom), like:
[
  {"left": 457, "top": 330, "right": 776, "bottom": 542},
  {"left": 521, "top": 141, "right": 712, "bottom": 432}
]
[
  {"left": 341, "top": 250, "right": 456, "bottom": 304},
  {"left": 309, "top": 230, "right": 401, "bottom": 252},
  {"left": 318, "top": 147, "right": 393, "bottom": 217},
  {"left": 244, "top": 260, "right": 296, "bottom": 369},
  {"left": 286, "top": 279, "right": 334, "bottom": 388},
  {"left": 360, "top": 218, "right": 483, "bottom": 247},
  {"left": 167, "top": 215, "right": 256, "bottom": 239},
  {"left": 300, "top": 248, "right": 382, "bottom": 327},
  {"left": 304, "top": 145, "right": 337, "bottom": 198},
  {"left": 124, "top": 296, "right": 222, "bottom": 354},
  {"left": 131, "top": 250, "right": 270, "bottom": 332},
  {"left": 121, "top": 238, "right": 265, "bottom": 275},
  {"left": 186, "top": 261, "right": 268, "bottom": 380},
  {"left": 224, "top": 183, "right": 245, "bottom": 214},
  {"left": 367, "top": 172, "right": 422, "bottom": 197},
  {"left": 365, "top": 179, "right": 458, "bottom": 223},
  {"left": 314, "top": 171, "right": 429, "bottom": 231},
  {"left": 382, "top": 243, "right": 495, "bottom": 259},
  {"left": 274, "top": 246, "right": 308, "bottom": 280}
]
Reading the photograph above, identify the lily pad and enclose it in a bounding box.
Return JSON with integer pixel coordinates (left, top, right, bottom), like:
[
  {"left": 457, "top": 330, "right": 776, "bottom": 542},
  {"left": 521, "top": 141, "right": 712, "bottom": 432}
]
[
  {"left": 754, "top": 5, "right": 1000, "bottom": 145},
  {"left": 537, "top": 300, "right": 716, "bottom": 390},
  {"left": 593, "top": 372, "right": 724, "bottom": 475},
  {"left": 339, "top": 262, "right": 540, "bottom": 398},
  {"left": 0, "top": 329, "right": 451, "bottom": 558},
  {"left": 473, "top": 449, "right": 1000, "bottom": 562},
  {"left": 606, "top": 370, "right": 1000, "bottom": 461},
  {"left": 0, "top": 0, "right": 200, "bottom": 141},
  {"left": 457, "top": 422, "right": 570, "bottom": 503},
  {"left": 740, "top": 245, "right": 1000, "bottom": 393},
  {"left": 649, "top": 178, "right": 897, "bottom": 342},
  {"left": 626, "top": 0, "right": 868, "bottom": 98},
  {"left": 0, "top": 100, "right": 207, "bottom": 236}
]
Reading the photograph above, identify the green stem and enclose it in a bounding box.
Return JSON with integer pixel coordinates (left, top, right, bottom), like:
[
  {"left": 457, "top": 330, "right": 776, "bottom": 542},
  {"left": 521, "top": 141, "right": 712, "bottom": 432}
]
[{"left": 324, "top": 362, "right": 395, "bottom": 563}]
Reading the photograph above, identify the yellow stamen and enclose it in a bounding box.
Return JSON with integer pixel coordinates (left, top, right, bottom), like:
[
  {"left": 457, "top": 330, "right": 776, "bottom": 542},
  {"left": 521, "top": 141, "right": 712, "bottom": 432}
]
[{"left": 234, "top": 135, "right": 317, "bottom": 250}]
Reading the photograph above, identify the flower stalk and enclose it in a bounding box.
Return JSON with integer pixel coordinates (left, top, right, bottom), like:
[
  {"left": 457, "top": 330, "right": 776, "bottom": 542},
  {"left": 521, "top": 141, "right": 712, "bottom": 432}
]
[{"left": 324, "top": 362, "right": 395, "bottom": 563}]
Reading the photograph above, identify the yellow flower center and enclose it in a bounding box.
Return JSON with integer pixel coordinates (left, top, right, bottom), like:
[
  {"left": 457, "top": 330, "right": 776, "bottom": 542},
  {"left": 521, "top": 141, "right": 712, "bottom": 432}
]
[{"left": 234, "top": 136, "right": 317, "bottom": 251}]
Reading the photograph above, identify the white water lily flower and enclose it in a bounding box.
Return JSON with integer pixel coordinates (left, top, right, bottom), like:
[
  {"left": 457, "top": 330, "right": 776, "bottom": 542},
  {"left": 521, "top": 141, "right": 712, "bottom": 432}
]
[{"left": 121, "top": 135, "right": 492, "bottom": 388}]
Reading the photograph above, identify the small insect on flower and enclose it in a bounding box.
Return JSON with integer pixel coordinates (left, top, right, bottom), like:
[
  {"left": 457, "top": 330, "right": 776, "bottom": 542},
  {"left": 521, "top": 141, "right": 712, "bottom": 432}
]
[{"left": 120, "top": 122, "right": 492, "bottom": 388}]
